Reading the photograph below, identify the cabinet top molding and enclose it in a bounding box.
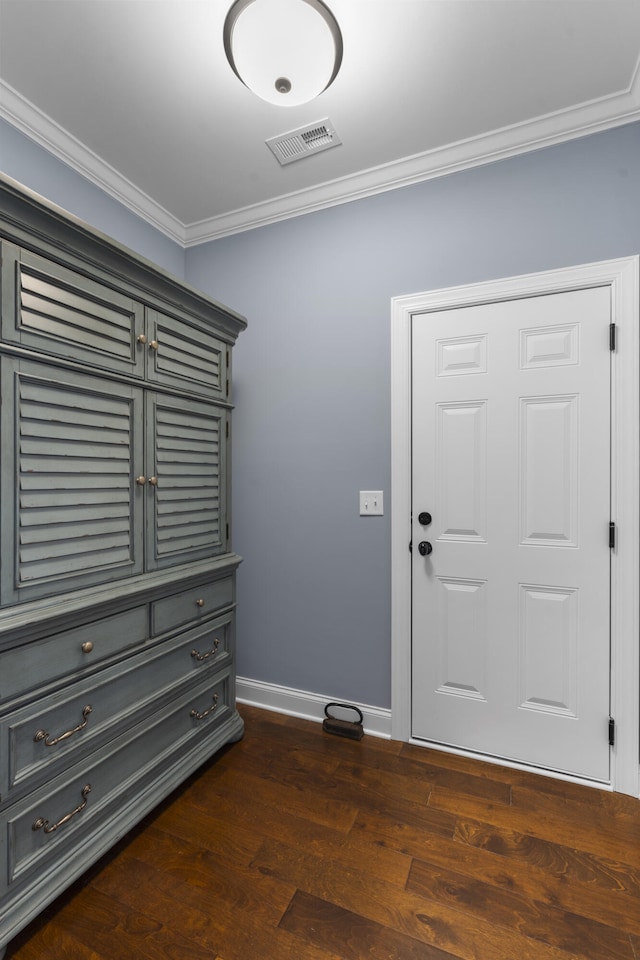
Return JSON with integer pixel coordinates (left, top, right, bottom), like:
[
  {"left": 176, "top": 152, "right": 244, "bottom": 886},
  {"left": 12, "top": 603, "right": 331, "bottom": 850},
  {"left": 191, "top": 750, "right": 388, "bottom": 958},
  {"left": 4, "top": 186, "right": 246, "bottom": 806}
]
[{"left": 0, "top": 173, "right": 247, "bottom": 342}]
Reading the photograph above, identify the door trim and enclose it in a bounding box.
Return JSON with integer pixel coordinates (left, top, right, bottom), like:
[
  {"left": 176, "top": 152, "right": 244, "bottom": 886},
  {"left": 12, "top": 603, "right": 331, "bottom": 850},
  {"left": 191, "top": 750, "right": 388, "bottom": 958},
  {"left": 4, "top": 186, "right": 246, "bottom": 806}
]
[{"left": 391, "top": 257, "right": 640, "bottom": 797}]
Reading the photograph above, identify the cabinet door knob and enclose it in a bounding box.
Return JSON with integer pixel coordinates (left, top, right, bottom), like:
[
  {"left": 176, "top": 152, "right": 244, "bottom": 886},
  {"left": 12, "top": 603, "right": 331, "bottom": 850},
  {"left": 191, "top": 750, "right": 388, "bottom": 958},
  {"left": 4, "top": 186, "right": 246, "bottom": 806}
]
[
  {"left": 137, "top": 333, "right": 147, "bottom": 345},
  {"left": 196, "top": 598, "right": 205, "bottom": 608},
  {"left": 148, "top": 476, "right": 158, "bottom": 486},
  {"left": 81, "top": 641, "right": 94, "bottom": 654},
  {"left": 136, "top": 476, "right": 146, "bottom": 486},
  {"left": 149, "top": 340, "right": 159, "bottom": 351}
]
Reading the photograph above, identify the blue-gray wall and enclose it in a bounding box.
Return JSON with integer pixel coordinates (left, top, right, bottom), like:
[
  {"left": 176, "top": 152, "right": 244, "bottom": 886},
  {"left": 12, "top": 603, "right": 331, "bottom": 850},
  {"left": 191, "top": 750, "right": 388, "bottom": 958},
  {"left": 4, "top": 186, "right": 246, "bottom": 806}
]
[
  {"left": 2, "top": 117, "right": 639, "bottom": 709},
  {"left": 0, "top": 119, "right": 185, "bottom": 275},
  {"left": 186, "top": 122, "right": 640, "bottom": 708}
]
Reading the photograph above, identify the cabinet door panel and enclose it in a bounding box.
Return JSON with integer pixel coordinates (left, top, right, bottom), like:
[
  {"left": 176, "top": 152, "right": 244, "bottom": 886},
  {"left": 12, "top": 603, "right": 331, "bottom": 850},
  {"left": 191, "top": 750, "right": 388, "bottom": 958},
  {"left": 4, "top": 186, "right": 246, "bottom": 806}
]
[
  {"left": 146, "top": 308, "right": 228, "bottom": 399},
  {"left": 1, "top": 244, "right": 145, "bottom": 377},
  {"left": 0, "top": 359, "right": 144, "bottom": 604},
  {"left": 146, "top": 393, "right": 227, "bottom": 569}
]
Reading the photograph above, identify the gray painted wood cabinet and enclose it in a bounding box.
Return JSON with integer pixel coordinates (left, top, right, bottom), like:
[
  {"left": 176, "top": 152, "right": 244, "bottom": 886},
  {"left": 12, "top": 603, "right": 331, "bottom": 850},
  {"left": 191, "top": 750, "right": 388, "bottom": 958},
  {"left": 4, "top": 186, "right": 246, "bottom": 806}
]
[{"left": 0, "top": 174, "right": 247, "bottom": 958}]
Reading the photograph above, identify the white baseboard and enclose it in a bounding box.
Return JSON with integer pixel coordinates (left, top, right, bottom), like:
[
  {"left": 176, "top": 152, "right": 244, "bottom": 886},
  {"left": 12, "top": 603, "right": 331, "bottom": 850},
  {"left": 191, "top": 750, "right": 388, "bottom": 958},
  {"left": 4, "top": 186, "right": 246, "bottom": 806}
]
[{"left": 236, "top": 677, "right": 392, "bottom": 740}]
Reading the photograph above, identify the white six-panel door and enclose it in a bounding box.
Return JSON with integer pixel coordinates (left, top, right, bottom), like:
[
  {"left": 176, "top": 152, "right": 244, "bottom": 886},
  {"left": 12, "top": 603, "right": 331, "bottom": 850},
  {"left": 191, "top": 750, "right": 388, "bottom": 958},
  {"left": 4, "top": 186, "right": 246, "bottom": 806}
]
[{"left": 411, "top": 286, "right": 612, "bottom": 780}]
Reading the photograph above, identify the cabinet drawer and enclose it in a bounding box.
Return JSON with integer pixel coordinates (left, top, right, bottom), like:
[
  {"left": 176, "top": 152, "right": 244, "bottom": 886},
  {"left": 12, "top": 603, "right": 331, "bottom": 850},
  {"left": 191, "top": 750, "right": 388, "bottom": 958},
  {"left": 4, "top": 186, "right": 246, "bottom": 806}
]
[
  {"left": 0, "top": 606, "right": 148, "bottom": 702},
  {"left": 1, "top": 243, "right": 145, "bottom": 377},
  {"left": 2, "top": 614, "right": 232, "bottom": 800},
  {"left": 3, "top": 670, "right": 231, "bottom": 895},
  {"left": 150, "top": 576, "right": 234, "bottom": 635}
]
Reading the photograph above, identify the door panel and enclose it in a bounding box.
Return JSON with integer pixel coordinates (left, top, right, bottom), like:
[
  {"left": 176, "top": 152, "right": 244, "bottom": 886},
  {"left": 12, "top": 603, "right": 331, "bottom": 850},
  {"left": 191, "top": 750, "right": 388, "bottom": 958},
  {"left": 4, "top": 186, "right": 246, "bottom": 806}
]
[{"left": 411, "top": 286, "right": 611, "bottom": 781}]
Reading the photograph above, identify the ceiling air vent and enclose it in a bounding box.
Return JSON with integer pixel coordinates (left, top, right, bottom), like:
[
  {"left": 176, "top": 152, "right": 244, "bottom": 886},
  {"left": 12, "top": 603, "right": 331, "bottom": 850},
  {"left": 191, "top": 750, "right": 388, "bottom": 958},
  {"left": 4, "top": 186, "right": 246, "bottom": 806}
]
[{"left": 266, "top": 119, "right": 342, "bottom": 166}]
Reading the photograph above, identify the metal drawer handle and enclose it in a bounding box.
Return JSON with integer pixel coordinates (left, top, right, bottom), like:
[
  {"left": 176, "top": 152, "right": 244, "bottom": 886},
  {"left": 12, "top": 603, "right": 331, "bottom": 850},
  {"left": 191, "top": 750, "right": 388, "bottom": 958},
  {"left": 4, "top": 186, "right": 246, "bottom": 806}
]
[
  {"left": 34, "top": 705, "right": 92, "bottom": 747},
  {"left": 33, "top": 784, "right": 91, "bottom": 834},
  {"left": 196, "top": 598, "right": 205, "bottom": 608},
  {"left": 81, "top": 641, "right": 94, "bottom": 654},
  {"left": 191, "top": 638, "right": 220, "bottom": 662},
  {"left": 190, "top": 693, "right": 219, "bottom": 721}
]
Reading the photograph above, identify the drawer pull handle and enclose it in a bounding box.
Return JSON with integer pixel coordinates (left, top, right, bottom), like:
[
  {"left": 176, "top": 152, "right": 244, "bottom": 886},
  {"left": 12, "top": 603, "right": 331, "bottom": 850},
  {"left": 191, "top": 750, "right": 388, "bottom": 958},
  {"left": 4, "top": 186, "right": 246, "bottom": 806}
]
[
  {"left": 191, "top": 638, "right": 220, "bottom": 662},
  {"left": 190, "top": 693, "right": 219, "bottom": 721},
  {"left": 196, "top": 598, "right": 205, "bottom": 608},
  {"left": 33, "top": 784, "right": 91, "bottom": 834},
  {"left": 81, "top": 641, "right": 94, "bottom": 654},
  {"left": 34, "top": 705, "right": 93, "bottom": 747}
]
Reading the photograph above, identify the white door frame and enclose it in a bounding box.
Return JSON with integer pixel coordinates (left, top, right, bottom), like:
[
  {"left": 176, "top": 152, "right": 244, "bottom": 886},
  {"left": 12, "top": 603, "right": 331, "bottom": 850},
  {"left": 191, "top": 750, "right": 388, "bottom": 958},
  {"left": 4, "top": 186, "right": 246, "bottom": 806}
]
[{"left": 390, "top": 257, "right": 640, "bottom": 797}]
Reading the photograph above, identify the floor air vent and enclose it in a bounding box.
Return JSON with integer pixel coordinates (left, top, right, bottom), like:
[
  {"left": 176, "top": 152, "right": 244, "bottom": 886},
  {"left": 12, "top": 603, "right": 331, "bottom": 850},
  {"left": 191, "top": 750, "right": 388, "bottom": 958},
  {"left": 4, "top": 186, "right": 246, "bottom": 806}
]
[{"left": 266, "top": 119, "right": 342, "bottom": 166}]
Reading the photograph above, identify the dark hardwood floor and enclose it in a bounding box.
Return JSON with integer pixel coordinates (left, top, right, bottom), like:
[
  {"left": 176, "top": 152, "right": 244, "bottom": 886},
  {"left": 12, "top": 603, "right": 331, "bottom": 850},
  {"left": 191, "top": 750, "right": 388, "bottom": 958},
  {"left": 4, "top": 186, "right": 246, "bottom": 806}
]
[{"left": 6, "top": 704, "right": 640, "bottom": 960}]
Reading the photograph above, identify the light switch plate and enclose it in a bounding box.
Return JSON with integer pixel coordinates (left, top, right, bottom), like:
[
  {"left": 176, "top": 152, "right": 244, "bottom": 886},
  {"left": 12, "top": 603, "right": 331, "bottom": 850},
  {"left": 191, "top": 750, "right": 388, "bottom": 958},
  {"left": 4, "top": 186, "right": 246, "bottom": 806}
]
[{"left": 359, "top": 490, "right": 383, "bottom": 516}]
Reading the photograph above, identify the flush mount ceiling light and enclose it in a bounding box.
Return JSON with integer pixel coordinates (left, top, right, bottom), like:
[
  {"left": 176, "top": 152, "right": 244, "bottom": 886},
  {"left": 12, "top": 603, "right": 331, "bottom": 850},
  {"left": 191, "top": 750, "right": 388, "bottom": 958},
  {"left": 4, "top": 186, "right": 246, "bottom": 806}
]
[{"left": 224, "top": 0, "right": 343, "bottom": 107}]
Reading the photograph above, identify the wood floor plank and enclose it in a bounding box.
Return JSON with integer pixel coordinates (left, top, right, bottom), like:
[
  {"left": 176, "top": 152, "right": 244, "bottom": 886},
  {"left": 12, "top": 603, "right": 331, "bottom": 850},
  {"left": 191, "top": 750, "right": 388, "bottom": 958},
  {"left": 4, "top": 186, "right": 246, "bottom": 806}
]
[
  {"left": 510, "top": 783, "right": 640, "bottom": 842},
  {"left": 350, "top": 803, "right": 459, "bottom": 855},
  {"left": 280, "top": 889, "right": 455, "bottom": 960},
  {"left": 370, "top": 752, "right": 513, "bottom": 805},
  {"left": 39, "top": 885, "right": 217, "bottom": 960},
  {"left": 148, "top": 787, "right": 265, "bottom": 864},
  {"left": 455, "top": 817, "right": 640, "bottom": 898},
  {"left": 407, "top": 858, "right": 634, "bottom": 960},
  {"left": 203, "top": 765, "right": 360, "bottom": 832},
  {"left": 251, "top": 836, "right": 586, "bottom": 960},
  {"left": 178, "top": 777, "right": 413, "bottom": 887},
  {"left": 630, "top": 933, "right": 640, "bottom": 958},
  {"left": 123, "top": 823, "right": 295, "bottom": 924},
  {"left": 328, "top": 739, "right": 512, "bottom": 806},
  {"left": 6, "top": 926, "right": 108, "bottom": 960},
  {"left": 93, "top": 849, "right": 342, "bottom": 960},
  {"left": 356, "top": 822, "right": 640, "bottom": 937},
  {"left": 431, "top": 787, "right": 640, "bottom": 866}
]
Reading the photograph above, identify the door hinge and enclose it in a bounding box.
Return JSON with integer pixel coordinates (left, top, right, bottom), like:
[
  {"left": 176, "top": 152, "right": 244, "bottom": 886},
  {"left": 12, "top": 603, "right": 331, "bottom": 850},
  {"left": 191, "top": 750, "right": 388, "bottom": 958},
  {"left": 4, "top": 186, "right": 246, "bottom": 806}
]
[
  {"left": 226, "top": 522, "right": 230, "bottom": 541},
  {"left": 609, "top": 716, "right": 615, "bottom": 747},
  {"left": 609, "top": 522, "right": 616, "bottom": 549},
  {"left": 409, "top": 541, "right": 412, "bottom": 553},
  {"left": 226, "top": 421, "right": 229, "bottom": 439},
  {"left": 609, "top": 323, "right": 616, "bottom": 351}
]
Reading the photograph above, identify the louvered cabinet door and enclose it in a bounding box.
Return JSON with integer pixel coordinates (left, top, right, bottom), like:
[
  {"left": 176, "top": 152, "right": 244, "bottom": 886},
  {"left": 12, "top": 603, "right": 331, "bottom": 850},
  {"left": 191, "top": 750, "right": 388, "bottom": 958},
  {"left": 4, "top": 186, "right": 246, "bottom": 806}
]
[
  {"left": 0, "top": 358, "right": 145, "bottom": 604},
  {"left": 146, "top": 308, "right": 228, "bottom": 400},
  {"left": 145, "top": 392, "right": 228, "bottom": 569},
  {"left": 1, "top": 243, "right": 145, "bottom": 378}
]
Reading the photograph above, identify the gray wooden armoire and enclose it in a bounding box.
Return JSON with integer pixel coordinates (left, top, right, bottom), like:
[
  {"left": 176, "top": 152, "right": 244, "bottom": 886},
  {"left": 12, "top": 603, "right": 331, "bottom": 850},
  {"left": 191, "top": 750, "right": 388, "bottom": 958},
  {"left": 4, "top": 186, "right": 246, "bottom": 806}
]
[{"left": 0, "top": 174, "right": 247, "bottom": 957}]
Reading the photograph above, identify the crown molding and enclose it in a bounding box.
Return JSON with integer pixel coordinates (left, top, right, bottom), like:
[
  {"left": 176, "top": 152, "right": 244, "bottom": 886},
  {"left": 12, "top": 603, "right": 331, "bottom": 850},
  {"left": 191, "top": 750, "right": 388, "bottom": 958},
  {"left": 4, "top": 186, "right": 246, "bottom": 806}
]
[
  {"left": 2, "top": 55, "right": 639, "bottom": 249},
  {"left": 0, "top": 81, "right": 186, "bottom": 244},
  {"left": 185, "top": 55, "right": 640, "bottom": 244}
]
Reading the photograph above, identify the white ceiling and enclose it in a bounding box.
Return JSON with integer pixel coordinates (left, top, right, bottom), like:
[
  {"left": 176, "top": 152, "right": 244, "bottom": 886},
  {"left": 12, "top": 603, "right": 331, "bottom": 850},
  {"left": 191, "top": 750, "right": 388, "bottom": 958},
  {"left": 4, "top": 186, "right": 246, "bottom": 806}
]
[{"left": 1, "top": 0, "right": 639, "bottom": 245}]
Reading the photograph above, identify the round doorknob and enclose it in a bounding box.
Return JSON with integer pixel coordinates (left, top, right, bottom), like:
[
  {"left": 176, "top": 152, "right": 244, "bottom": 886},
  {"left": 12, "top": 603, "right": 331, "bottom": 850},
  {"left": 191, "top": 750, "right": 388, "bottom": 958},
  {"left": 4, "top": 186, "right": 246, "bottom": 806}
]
[
  {"left": 418, "top": 512, "right": 432, "bottom": 526},
  {"left": 135, "top": 476, "right": 146, "bottom": 486},
  {"left": 418, "top": 541, "right": 433, "bottom": 556}
]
